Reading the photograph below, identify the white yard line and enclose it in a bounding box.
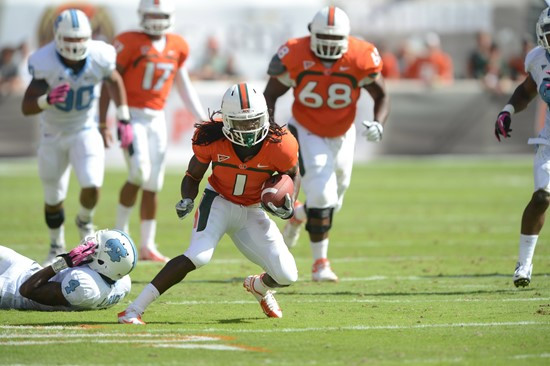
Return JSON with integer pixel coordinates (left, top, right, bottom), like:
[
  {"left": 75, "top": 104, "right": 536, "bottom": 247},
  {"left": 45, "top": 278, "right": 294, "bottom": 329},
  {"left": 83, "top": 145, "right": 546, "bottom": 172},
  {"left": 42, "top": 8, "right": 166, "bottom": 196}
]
[
  {"left": 163, "top": 297, "right": 550, "bottom": 305},
  {"left": 2, "top": 321, "right": 548, "bottom": 335}
]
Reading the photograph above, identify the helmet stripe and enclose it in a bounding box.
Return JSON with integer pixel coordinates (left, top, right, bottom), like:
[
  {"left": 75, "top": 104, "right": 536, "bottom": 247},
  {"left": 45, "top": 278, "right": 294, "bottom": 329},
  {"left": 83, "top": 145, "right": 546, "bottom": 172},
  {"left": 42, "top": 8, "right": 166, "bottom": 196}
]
[
  {"left": 238, "top": 83, "right": 250, "bottom": 109},
  {"left": 69, "top": 9, "right": 79, "bottom": 28},
  {"left": 328, "top": 6, "right": 335, "bottom": 26}
]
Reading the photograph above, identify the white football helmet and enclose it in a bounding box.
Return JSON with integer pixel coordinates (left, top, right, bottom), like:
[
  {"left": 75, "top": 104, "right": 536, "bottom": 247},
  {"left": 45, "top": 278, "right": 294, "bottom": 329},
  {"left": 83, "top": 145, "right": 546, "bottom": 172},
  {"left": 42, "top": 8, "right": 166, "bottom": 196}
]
[
  {"left": 88, "top": 229, "right": 137, "bottom": 281},
  {"left": 53, "top": 9, "right": 92, "bottom": 61},
  {"left": 221, "top": 83, "right": 269, "bottom": 148},
  {"left": 138, "top": 0, "right": 175, "bottom": 36},
  {"left": 309, "top": 6, "right": 350, "bottom": 60},
  {"left": 537, "top": 7, "right": 550, "bottom": 52}
]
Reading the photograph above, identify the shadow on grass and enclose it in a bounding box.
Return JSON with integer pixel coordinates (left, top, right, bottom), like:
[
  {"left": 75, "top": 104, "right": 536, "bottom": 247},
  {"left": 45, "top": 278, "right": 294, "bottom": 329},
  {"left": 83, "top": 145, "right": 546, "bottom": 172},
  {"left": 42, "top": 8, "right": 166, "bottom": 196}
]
[
  {"left": 282, "top": 288, "right": 536, "bottom": 297},
  {"left": 132, "top": 277, "right": 245, "bottom": 285}
]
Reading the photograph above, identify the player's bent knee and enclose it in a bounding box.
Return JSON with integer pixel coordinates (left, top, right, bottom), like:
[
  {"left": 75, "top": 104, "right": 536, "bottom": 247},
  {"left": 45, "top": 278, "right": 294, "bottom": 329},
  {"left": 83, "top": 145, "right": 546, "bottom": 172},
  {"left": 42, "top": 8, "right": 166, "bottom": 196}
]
[
  {"left": 45, "top": 209, "right": 65, "bottom": 229},
  {"left": 269, "top": 268, "right": 298, "bottom": 286},
  {"left": 185, "top": 249, "right": 214, "bottom": 268},
  {"left": 305, "top": 207, "right": 334, "bottom": 234},
  {"left": 533, "top": 189, "right": 550, "bottom": 206}
]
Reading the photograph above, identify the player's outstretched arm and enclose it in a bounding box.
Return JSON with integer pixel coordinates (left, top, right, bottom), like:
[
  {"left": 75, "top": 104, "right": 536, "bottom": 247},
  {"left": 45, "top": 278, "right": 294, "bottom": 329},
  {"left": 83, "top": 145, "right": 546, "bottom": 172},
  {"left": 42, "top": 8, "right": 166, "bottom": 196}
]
[
  {"left": 264, "top": 77, "right": 291, "bottom": 122},
  {"left": 363, "top": 74, "right": 390, "bottom": 126},
  {"left": 175, "top": 155, "right": 209, "bottom": 219},
  {"left": 494, "top": 73, "right": 538, "bottom": 142},
  {"left": 506, "top": 73, "right": 539, "bottom": 114},
  {"left": 175, "top": 67, "right": 208, "bottom": 122},
  {"left": 98, "top": 83, "right": 114, "bottom": 147}
]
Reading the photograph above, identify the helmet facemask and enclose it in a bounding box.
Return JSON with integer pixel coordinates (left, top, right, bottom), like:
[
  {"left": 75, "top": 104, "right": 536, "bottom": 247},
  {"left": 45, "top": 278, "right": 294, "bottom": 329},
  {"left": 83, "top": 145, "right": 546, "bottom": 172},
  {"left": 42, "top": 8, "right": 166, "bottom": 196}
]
[
  {"left": 222, "top": 114, "right": 269, "bottom": 148},
  {"left": 221, "top": 83, "right": 270, "bottom": 148},
  {"left": 537, "top": 8, "right": 550, "bottom": 52}
]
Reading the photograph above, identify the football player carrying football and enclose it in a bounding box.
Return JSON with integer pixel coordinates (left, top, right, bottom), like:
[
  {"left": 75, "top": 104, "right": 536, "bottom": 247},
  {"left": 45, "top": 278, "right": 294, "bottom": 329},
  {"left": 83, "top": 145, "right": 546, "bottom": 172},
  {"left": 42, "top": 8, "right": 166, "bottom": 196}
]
[
  {"left": 264, "top": 6, "right": 390, "bottom": 281},
  {"left": 118, "top": 83, "right": 299, "bottom": 323},
  {"left": 0, "top": 229, "right": 136, "bottom": 311},
  {"left": 99, "top": 0, "right": 207, "bottom": 263},
  {"left": 494, "top": 7, "right": 550, "bottom": 288},
  {"left": 21, "top": 9, "right": 129, "bottom": 266}
]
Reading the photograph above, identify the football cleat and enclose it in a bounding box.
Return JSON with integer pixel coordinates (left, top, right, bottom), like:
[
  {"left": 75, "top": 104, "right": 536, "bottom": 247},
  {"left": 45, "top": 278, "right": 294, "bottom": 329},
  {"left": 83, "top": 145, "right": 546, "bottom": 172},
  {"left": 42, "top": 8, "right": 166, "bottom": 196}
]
[
  {"left": 118, "top": 309, "right": 146, "bottom": 325},
  {"left": 282, "top": 200, "right": 304, "bottom": 248},
  {"left": 75, "top": 216, "right": 95, "bottom": 240},
  {"left": 513, "top": 262, "right": 533, "bottom": 288},
  {"left": 42, "top": 242, "right": 65, "bottom": 267},
  {"left": 139, "top": 245, "right": 169, "bottom": 263},
  {"left": 312, "top": 258, "right": 338, "bottom": 282},
  {"left": 243, "top": 275, "right": 282, "bottom": 318}
]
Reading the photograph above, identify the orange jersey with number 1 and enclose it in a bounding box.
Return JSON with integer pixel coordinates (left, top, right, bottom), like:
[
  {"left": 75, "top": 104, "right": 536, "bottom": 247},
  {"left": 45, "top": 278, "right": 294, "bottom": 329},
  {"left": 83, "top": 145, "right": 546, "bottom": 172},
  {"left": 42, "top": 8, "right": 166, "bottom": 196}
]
[
  {"left": 114, "top": 31, "right": 189, "bottom": 110},
  {"left": 193, "top": 128, "right": 298, "bottom": 206},
  {"left": 277, "top": 36, "right": 383, "bottom": 137}
]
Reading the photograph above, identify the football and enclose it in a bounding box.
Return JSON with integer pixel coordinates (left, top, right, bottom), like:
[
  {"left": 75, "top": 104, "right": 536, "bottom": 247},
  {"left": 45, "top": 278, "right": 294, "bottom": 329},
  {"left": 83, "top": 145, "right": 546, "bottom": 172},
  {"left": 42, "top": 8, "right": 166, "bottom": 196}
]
[{"left": 261, "top": 174, "right": 294, "bottom": 208}]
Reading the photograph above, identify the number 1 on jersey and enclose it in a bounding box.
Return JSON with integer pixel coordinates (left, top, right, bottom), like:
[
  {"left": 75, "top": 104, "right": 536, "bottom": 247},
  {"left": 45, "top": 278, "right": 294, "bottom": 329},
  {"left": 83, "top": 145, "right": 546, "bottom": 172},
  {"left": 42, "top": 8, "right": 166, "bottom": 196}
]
[{"left": 142, "top": 62, "right": 174, "bottom": 91}]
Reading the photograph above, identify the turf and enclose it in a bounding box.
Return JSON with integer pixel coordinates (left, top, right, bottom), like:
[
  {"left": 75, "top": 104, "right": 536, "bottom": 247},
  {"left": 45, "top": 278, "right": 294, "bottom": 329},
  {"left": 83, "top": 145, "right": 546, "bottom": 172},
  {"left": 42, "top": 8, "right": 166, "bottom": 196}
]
[{"left": 0, "top": 156, "right": 549, "bottom": 365}]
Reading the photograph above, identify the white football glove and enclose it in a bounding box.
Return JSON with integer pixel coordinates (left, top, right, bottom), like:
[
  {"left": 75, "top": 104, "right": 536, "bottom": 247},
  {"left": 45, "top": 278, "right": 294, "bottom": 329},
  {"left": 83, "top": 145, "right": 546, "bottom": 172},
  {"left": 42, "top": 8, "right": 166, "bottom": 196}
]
[
  {"left": 175, "top": 198, "right": 194, "bottom": 220},
  {"left": 361, "top": 121, "right": 383, "bottom": 142},
  {"left": 263, "top": 194, "right": 294, "bottom": 220}
]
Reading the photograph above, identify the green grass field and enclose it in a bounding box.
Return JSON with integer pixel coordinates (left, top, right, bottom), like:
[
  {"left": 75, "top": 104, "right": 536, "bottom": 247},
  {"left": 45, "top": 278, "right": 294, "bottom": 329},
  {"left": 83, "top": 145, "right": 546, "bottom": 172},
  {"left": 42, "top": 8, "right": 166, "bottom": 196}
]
[{"left": 1, "top": 156, "right": 549, "bottom": 365}]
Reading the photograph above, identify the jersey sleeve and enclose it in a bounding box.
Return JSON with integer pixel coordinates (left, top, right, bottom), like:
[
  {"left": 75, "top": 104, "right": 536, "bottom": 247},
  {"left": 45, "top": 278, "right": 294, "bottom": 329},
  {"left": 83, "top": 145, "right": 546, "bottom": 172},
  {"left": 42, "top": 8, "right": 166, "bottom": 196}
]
[
  {"left": 92, "top": 41, "right": 117, "bottom": 78},
  {"left": 192, "top": 142, "right": 213, "bottom": 165},
  {"left": 272, "top": 131, "right": 299, "bottom": 173},
  {"left": 174, "top": 34, "right": 190, "bottom": 68},
  {"left": 525, "top": 46, "right": 543, "bottom": 75},
  {"left": 353, "top": 39, "right": 384, "bottom": 84},
  {"left": 113, "top": 33, "right": 136, "bottom": 71},
  {"left": 27, "top": 47, "right": 50, "bottom": 80},
  {"left": 59, "top": 269, "right": 101, "bottom": 308},
  {"left": 267, "top": 53, "right": 287, "bottom": 77}
]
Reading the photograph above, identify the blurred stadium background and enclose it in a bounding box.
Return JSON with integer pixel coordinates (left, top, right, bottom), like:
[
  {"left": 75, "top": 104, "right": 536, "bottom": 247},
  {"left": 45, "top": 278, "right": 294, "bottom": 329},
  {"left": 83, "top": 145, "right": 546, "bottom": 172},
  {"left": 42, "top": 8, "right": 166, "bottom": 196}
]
[{"left": 0, "top": 0, "right": 548, "bottom": 164}]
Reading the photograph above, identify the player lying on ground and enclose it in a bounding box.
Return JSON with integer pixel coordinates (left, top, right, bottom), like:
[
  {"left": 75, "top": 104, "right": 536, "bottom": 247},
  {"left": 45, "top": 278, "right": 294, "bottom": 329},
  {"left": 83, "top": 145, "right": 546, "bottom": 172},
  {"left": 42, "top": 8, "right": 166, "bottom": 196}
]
[{"left": 0, "top": 229, "right": 136, "bottom": 311}]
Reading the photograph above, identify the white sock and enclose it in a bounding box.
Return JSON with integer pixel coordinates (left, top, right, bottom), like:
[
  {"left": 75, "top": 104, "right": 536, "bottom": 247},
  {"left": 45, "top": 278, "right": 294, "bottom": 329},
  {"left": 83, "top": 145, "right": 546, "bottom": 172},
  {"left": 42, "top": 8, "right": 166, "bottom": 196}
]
[
  {"left": 129, "top": 283, "right": 160, "bottom": 314},
  {"left": 294, "top": 204, "right": 307, "bottom": 222},
  {"left": 311, "top": 238, "right": 329, "bottom": 261},
  {"left": 49, "top": 225, "right": 65, "bottom": 248},
  {"left": 518, "top": 234, "right": 538, "bottom": 266},
  {"left": 77, "top": 206, "right": 94, "bottom": 223},
  {"left": 141, "top": 219, "right": 156, "bottom": 249},
  {"left": 115, "top": 204, "right": 133, "bottom": 233},
  {"left": 252, "top": 273, "right": 271, "bottom": 295}
]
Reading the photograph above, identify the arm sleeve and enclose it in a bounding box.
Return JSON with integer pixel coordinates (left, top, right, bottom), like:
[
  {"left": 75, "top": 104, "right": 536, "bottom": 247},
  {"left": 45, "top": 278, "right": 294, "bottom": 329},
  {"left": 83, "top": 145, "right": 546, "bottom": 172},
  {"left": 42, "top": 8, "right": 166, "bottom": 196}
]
[{"left": 175, "top": 66, "right": 208, "bottom": 121}]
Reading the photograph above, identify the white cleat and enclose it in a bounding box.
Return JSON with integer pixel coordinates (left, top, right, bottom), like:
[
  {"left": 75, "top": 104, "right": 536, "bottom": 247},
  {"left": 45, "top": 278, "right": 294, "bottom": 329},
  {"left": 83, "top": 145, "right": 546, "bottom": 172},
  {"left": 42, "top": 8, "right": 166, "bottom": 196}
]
[
  {"left": 118, "top": 309, "right": 146, "bottom": 325},
  {"left": 312, "top": 259, "right": 338, "bottom": 282},
  {"left": 513, "top": 262, "right": 533, "bottom": 288},
  {"left": 75, "top": 216, "right": 95, "bottom": 240},
  {"left": 139, "top": 245, "right": 170, "bottom": 263},
  {"left": 42, "top": 243, "right": 65, "bottom": 267},
  {"left": 243, "top": 275, "right": 282, "bottom": 318}
]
